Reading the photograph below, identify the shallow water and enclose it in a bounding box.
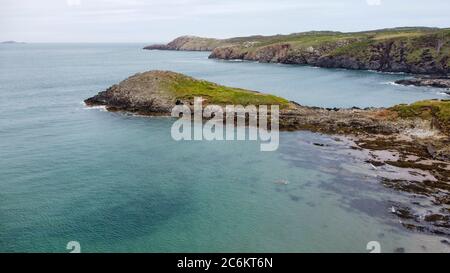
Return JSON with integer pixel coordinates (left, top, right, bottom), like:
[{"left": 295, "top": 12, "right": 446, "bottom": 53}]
[{"left": 0, "top": 43, "right": 448, "bottom": 252}]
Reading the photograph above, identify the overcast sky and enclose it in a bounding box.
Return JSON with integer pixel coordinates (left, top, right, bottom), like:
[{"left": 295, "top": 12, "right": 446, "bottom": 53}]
[{"left": 1, "top": 0, "right": 450, "bottom": 43}]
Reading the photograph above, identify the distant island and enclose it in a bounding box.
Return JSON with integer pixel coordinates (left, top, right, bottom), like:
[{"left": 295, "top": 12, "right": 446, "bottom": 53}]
[
  {"left": 1, "top": 41, "right": 25, "bottom": 44},
  {"left": 144, "top": 27, "right": 450, "bottom": 76}
]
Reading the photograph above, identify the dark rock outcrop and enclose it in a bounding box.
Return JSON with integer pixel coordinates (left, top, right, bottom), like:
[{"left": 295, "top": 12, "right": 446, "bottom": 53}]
[
  {"left": 395, "top": 76, "right": 450, "bottom": 89},
  {"left": 85, "top": 71, "right": 181, "bottom": 114},
  {"left": 143, "top": 44, "right": 169, "bottom": 50}
]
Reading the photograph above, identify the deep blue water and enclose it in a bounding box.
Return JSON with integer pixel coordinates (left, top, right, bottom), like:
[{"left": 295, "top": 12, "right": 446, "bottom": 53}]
[{"left": 0, "top": 43, "right": 448, "bottom": 253}]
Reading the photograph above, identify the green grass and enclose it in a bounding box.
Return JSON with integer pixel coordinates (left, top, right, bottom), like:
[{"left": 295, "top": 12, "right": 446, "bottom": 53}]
[
  {"left": 165, "top": 74, "right": 290, "bottom": 108},
  {"left": 330, "top": 40, "right": 372, "bottom": 57},
  {"left": 180, "top": 37, "right": 224, "bottom": 49},
  {"left": 390, "top": 100, "right": 450, "bottom": 129},
  {"left": 391, "top": 100, "right": 450, "bottom": 119}
]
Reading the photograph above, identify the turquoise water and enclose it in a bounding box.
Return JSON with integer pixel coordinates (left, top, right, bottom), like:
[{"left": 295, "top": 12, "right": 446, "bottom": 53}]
[{"left": 0, "top": 43, "right": 449, "bottom": 253}]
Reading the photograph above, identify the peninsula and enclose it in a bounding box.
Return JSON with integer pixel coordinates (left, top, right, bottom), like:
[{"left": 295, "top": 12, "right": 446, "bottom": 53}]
[{"left": 85, "top": 70, "right": 449, "bottom": 155}]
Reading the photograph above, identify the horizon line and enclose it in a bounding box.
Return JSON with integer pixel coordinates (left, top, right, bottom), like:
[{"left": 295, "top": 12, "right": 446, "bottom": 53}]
[{"left": 3, "top": 25, "right": 449, "bottom": 44}]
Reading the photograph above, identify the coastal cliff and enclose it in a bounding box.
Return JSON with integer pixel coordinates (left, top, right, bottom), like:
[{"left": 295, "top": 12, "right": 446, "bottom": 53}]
[{"left": 144, "top": 28, "right": 450, "bottom": 75}]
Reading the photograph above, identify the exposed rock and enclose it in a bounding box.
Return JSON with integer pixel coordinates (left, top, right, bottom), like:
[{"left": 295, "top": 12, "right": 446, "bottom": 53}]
[
  {"left": 395, "top": 76, "right": 450, "bottom": 89},
  {"left": 84, "top": 71, "right": 177, "bottom": 114},
  {"left": 427, "top": 144, "right": 437, "bottom": 158},
  {"left": 394, "top": 248, "right": 406, "bottom": 253},
  {"left": 143, "top": 44, "right": 169, "bottom": 50}
]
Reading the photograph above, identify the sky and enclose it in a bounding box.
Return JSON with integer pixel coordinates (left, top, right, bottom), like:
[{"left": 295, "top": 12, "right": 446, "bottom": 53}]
[{"left": 1, "top": 0, "right": 450, "bottom": 43}]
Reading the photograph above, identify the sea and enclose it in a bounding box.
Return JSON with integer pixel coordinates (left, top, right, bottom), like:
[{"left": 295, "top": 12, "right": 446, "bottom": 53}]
[{"left": 0, "top": 43, "right": 448, "bottom": 252}]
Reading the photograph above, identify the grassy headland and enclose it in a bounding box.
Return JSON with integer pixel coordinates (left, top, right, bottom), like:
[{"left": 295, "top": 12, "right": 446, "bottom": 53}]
[{"left": 84, "top": 70, "right": 290, "bottom": 114}]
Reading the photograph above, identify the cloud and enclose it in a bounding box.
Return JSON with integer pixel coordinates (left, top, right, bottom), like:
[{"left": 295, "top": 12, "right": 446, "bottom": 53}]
[{"left": 1, "top": 0, "right": 449, "bottom": 42}]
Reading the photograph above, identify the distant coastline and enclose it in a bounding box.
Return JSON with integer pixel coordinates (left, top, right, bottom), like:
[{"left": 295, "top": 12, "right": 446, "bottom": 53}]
[
  {"left": 144, "top": 27, "right": 450, "bottom": 75},
  {"left": 1, "top": 40, "right": 26, "bottom": 44}
]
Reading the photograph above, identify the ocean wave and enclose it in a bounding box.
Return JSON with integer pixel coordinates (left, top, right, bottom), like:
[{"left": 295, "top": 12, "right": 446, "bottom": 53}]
[
  {"left": 382, "top": 81, "right": 402, "bottom": 86},
  {"left": 366, "top": 69, "right": 407, "bottom": 75},
  {"left": 82, "top": 102, "right": 107, "bottom": 111}
]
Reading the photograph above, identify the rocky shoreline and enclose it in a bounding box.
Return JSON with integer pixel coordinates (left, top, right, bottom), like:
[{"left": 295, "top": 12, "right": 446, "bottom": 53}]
[
  {"left": 395, "top": 76, "right": 450, "bottom": 91},
  {"left": 85, "top": 70, "right": 450, "bottom": 236}
]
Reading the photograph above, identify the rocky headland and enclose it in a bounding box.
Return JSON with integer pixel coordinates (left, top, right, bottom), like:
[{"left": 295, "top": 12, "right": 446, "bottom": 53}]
[
  {"left": 85, "top": 70, "right": 450, "bottom": 236},
  {"left": 143, "top": 36, "right": 224, "bottom": 51},
  {"left": 144, "top": 27, "right": 450, "bottom": 75}
]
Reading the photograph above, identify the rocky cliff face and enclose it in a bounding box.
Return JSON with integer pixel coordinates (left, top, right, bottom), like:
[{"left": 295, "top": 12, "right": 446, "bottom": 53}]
[
  {"left": 84, "top": 71, "right": 177, "bottom": 114},
  {"left": 209, "top": 32, "right": 450, "bottom": 75}
]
